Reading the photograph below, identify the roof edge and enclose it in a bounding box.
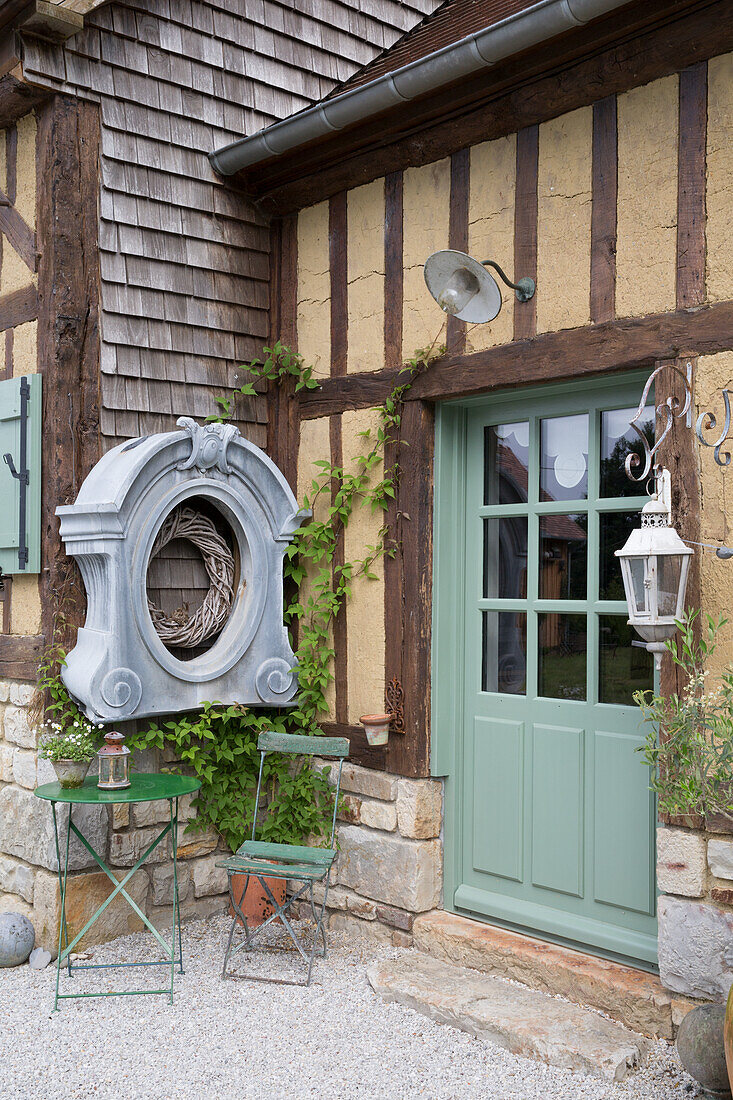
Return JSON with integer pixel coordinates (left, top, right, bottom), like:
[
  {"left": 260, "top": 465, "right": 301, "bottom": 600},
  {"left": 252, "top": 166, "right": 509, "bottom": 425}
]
[{"left": 209, "top": 0, "right": 627, "bottom": 177}]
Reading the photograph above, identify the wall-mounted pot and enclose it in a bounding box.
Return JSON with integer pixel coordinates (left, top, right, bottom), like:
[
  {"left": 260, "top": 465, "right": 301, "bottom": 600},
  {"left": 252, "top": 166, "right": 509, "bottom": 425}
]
[{"left": 360, "top": 713, "right": 391, "bottom": 747}]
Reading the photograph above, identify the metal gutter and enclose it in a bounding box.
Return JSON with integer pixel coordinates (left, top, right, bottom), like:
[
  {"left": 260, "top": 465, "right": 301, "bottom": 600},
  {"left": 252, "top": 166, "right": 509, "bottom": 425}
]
[{"left": 210, "top": 0, "right": 629, "bottom": 176}]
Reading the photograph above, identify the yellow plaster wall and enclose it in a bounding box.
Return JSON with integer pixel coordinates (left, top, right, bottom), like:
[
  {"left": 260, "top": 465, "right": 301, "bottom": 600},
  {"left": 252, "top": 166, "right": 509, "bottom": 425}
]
[
  {"left": 297, "top": 416, "right": 336, "bottom": 718},
  {"left": 536, "top": 107, "right": 593, "bottom": 333},
  {"left": 616, "top": 76, "right": 678, "bottom": 318},
  {"left": 14, "top": 113, "right": 36, "bottom": 230},
  {"left": 342, "top": 407, "right": 385, "bottom": 723},
  {"left": 467, "top": 134, "right": 516, "bottom": 353},
  {"left": 707, "top": 52, "right": 733, "bottom": 303},
  {"left": 347, "top": 179, "right": 385, "bottom": 373},
  {"left": 297, "top": 201, "right": 331, "bottom": 380},
  {"left": 402, "top": 158, "right": 450, "bottom": 362},
  {"left": 12, "top": 321, "right": 37, "bottom": 376},
  {"left": 10, "top": 574, "right": 41, "bottom": 634}
]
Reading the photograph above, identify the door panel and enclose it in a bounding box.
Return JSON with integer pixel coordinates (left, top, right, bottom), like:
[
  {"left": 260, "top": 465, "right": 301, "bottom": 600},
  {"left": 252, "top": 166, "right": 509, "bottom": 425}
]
[
  {"left": 439, "top": 376, "right": 659, "bottom": 966},
  {"left": 531, "top": 724, "right": 584, "bottom": 898},
  {"left": 472, "top": 717, "right": 524, "bottom": 882}
]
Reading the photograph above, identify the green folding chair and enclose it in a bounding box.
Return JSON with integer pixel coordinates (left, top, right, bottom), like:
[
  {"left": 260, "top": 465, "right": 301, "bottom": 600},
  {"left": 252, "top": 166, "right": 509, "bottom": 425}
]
[{"left": 217, "top": 730, "right": 349, "bottom": 986}]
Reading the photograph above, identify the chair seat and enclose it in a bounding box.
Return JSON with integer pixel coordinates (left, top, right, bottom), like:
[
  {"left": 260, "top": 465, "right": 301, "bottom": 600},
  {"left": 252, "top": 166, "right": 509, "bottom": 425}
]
[{"left": 216, "top": 841, "right": 336, "bottom": 882}]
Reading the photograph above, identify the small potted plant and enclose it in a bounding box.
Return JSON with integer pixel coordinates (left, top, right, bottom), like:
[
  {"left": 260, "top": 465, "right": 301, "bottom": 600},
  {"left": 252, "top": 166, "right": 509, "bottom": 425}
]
[{"left": 38, "top": 719, "right": 100, "bottom": 789}]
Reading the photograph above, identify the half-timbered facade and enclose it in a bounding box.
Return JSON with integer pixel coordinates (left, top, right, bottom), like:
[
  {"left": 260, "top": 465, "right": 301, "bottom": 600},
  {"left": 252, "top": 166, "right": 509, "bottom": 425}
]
[{"left": 213, "top": 0, "right": 733, "bottom": 1022}]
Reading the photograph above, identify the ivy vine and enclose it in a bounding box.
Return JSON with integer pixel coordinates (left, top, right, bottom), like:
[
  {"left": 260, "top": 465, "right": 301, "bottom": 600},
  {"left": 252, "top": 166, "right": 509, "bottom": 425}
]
[{"left": 54, "top": 335, "right": 444, "bottom": 852}]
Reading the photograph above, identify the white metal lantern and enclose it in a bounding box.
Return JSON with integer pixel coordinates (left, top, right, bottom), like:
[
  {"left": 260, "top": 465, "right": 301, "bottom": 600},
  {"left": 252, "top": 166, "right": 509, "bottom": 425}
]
[{"left": 615, "top": 468, "right": 693, "bottom": 669}]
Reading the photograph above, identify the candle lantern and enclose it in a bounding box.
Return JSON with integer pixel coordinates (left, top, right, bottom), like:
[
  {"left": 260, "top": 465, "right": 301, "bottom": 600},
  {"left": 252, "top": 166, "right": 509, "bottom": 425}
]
[
  {"left": 615, "top": 469, "right": 693, "bottom": 669},
  {"left": 97, "top": 730, "right": 131, "bottom": 790}
]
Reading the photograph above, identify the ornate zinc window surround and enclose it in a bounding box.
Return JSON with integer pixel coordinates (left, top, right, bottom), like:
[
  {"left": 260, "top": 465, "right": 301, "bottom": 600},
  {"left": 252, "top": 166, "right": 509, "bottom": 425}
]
[{"left": 56, "top": 418, "right": 308, "bottom": 724}]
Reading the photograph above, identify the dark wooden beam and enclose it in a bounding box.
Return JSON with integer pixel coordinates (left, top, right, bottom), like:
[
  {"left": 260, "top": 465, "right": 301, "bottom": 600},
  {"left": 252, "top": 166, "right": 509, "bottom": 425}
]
[
  {"left": 0, "top": 633, "right": 44, "bottom": 679},
  {"left": 266, "top": 216, "right": 299, "bottom": 489},
  {"left": 298, "top": 299, "right": 733, "bottom": 418},
  {"left": 383, "top": 171, "right": 403, "bottom": 370},
  {"left": 590, "top": 95, "right": 617, "bottom": 323},
  {"left": 322, "top": 721, "right": 387, "bottom": 770},
  {"left": 239, "top": 0, "right": 727, "bottom": 215},
  {"left": 0, "top": 201, "right": 35, "bottom": 269},
  {"left": 386, "top": 400, "right": 434, "bottom": 778},
  {"left": 514, "top": 125, "right": 538, "bottom": 342},
  {"left": 676, "top": 61, "right": 707, "bottom": 308},
  {"left": 446, "top": 148, "right": 469, "bottom": 355},
  {"left": 0, "top": 70, "right": 49, "bottom": 129},
  {"left": 0, "top": 283, "right": 37, "bottom": 330},
  {"left": 36, "top": 95, "right": 101, "bottom": 645}
]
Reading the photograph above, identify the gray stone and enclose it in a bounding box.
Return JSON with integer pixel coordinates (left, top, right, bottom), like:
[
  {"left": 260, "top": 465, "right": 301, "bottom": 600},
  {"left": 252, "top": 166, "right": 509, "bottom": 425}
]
[
  {"left": 359, "top": 799, "right": 397, "bottom": 832},
  {"left": 0, "top": 911, "right": 34, "bottom": 966},
  {"left": 150, "top": 863, "right": 191, "bottom": 906},
  {"left": 0, "top": 742, "right": 14, "bottom": 782},
  {"left": 0, "top": 679, "right": 11, "bottom": 703},
  {"left": 0, "top": 856, "right": 35, "bottom": 904},
  {"left": 658, "top": 896, "right": 733, "bottom": 1000},
  {"left": 0, "top": 785, "right": 108, "bottom": 872},
  {"left": 368, "top": 954, "right": 647, "bottom": 1082},
  {"left": 397, "top": 778, "right": 443, "bottom": 839},
  {"left": 336, "top": 824, "right": 441, "bottom": 911},
  {"left": 109, "top": 827, "right": 169, "bottom": 866},
  {"left": 12, "top": 748, "right": 36, "bottom": 790},
  {"left": 328, "top": 762, "right": 398, "bottom": 802},
  {"left": 9, "top": 683, "right": 35, "bottom": 707},
  {"left": 190, "top": 854, "right": 228, "bottom": 898},
  {"left": 676, "top": 1004, "right": 731, "bottom": 1098},
  {"left": 329, "top": 911, "right": 394, "bottom": 945},
  {"left": 4, "top": 706, "right": 36, "bottom": 748},
  {"left": 28, "top": 947, "right": 51, "bottom": 970},
  {"left": 709, "top": 838, "right": 733, "bottom": 881},
  {"left": 656, "top": 826, "right": 706, "bottom": 897}
]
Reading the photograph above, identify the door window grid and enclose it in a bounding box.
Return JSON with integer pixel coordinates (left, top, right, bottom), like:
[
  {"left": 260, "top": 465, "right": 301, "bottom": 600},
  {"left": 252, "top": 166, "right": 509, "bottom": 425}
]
[{"left": 479, "top": 400, "right": 652, "bottom": 705}]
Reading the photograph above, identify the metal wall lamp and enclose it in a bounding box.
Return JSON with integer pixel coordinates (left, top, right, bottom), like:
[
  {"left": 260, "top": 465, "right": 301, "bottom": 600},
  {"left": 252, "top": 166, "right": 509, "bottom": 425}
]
[
  {"left": 618, "top": 362, "right": 733, "bottom": 664},
  {"left": 424, "top": 250, "right": 535, "bottom": 324}
]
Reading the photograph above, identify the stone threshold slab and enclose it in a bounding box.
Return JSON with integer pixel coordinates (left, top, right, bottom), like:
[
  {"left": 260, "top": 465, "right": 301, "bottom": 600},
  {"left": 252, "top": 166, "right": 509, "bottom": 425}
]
[
  {"left": 368, "top": 954, "right": 648, "bottom": 1082},
  {"left": 413, "top": 910, "right": 676, "bottom": 1039}
]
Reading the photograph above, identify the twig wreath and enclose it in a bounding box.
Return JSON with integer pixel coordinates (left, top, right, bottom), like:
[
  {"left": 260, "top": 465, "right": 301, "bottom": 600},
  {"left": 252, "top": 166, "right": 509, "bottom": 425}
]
[{"left": 147, "top": 505, "right": 236, "bottom": 648}]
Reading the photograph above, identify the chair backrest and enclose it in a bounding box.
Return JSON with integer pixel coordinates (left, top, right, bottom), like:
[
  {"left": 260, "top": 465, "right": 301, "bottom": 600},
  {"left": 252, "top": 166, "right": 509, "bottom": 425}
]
[
  {"left": 251, "top": 731, "right": 350, "bottom": 847},
  {"left": 257, "top": 731, "right": 349, "bottom": 758}
]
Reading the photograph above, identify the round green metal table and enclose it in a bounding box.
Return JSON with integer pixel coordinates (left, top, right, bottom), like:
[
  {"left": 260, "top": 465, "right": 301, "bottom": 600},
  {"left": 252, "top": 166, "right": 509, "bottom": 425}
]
[{"left": 35, "top": 772, "right": 201, "bottom": 1010}]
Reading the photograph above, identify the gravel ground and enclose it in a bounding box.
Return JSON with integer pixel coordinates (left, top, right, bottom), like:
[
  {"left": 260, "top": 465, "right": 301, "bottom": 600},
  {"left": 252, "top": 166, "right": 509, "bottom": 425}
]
[{"left": 0, "top": 913, "right": 702, "bottom": 1100}]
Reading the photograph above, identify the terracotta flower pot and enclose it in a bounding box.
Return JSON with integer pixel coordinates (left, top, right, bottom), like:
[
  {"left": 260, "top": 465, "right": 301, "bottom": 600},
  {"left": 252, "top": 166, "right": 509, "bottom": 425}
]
[
  {"left": 52, "top": 759, "right": 91, "bottom": 789},
  {"left": 229, "top": 871, "right": 286, "bottom": 928},
  {"left": 360, "top": 712, "right": 391, "bottom": 747}
]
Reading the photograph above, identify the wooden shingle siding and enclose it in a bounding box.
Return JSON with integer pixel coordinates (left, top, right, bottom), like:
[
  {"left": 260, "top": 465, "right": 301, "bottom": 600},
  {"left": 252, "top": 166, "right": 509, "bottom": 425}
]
[{"left": 20, "top": 0, "right": 437, "bottom": 449}]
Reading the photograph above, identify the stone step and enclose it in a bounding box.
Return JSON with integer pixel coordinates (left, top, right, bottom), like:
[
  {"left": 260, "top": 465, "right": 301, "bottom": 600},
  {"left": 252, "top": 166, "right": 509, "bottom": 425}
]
[
  {"left": 368, "top": 954, "right": 648, "bottom": 1082},
  {"left": 413, "top": 910, "right": 678, "bottom": 1039}
]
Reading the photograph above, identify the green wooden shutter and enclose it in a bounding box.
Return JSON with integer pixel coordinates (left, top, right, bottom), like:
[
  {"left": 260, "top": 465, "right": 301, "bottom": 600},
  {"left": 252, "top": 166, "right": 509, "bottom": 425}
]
[{"left": 0, "top": 373, "right": 41, "bottom": 574}]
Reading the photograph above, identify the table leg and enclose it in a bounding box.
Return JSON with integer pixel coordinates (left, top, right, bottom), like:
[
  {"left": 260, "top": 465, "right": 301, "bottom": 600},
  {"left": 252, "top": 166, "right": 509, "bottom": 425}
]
[{"left": 52, "top": 802, "right": 72, "bottom": 1013}]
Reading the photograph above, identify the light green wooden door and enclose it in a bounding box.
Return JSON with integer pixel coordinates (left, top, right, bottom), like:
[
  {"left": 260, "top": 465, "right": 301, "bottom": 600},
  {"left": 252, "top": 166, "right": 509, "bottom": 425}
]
[{"left": 434, "top": 376, "right": 658, "bottom": 966}]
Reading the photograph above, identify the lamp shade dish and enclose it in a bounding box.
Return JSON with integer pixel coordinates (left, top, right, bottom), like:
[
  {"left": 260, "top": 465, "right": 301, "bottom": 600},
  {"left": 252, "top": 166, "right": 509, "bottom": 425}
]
[{"left": 423, "top": 250, "right": 503, "bottom": 323}]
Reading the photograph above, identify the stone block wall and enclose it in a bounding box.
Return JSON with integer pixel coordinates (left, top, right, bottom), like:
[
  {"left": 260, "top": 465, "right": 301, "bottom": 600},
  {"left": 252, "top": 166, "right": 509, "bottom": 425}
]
[
  {"left": 657, "top": 822, "right": 733, "bottom": 1001},
  {"left": 0, "top": 677, "right": 228, "bottom": 955},
  {"left": 298, "top": 760, "right": 444, "bottom": 946}
]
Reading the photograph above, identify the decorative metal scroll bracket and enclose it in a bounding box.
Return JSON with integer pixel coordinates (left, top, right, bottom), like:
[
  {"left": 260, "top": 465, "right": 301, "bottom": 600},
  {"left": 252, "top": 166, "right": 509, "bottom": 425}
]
[
  {"left": 696, "top": 387, "right": 732, "bottom": 468},
  {"left": 386, "top": 677, "right": 405, "bottom": 735},
  {"left": 625, "top": 360, "right": 694, "bottom": 485}
]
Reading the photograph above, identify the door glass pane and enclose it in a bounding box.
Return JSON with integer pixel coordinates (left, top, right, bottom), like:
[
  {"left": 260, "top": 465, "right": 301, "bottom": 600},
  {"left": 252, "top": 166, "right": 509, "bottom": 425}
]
[
  {"left": 599, "top": 615, "right": 654, "bottom": 704},
  {"left": 538, "top": 613, "right": 586, "bottom": 700},
  {"left": 484, "top": 517, "right": 528, "bottom": 599},
  {"left": 541, "top": 414, "right": 588, "bottom": 502},
  {"left": 600, "top": 405, "right": 654, "bottom": 497},
  {"left": 485, "top": 422, "right": 529, "bottom": 504},
  {"left": 539, "top": 514, "right": 587, "bottom": 599},
  {"left": 599, "top": 512, "right": 639, "bottom": 600},
  {"left": 482, "top": 611, "right": 527, "bottom": 694}
]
